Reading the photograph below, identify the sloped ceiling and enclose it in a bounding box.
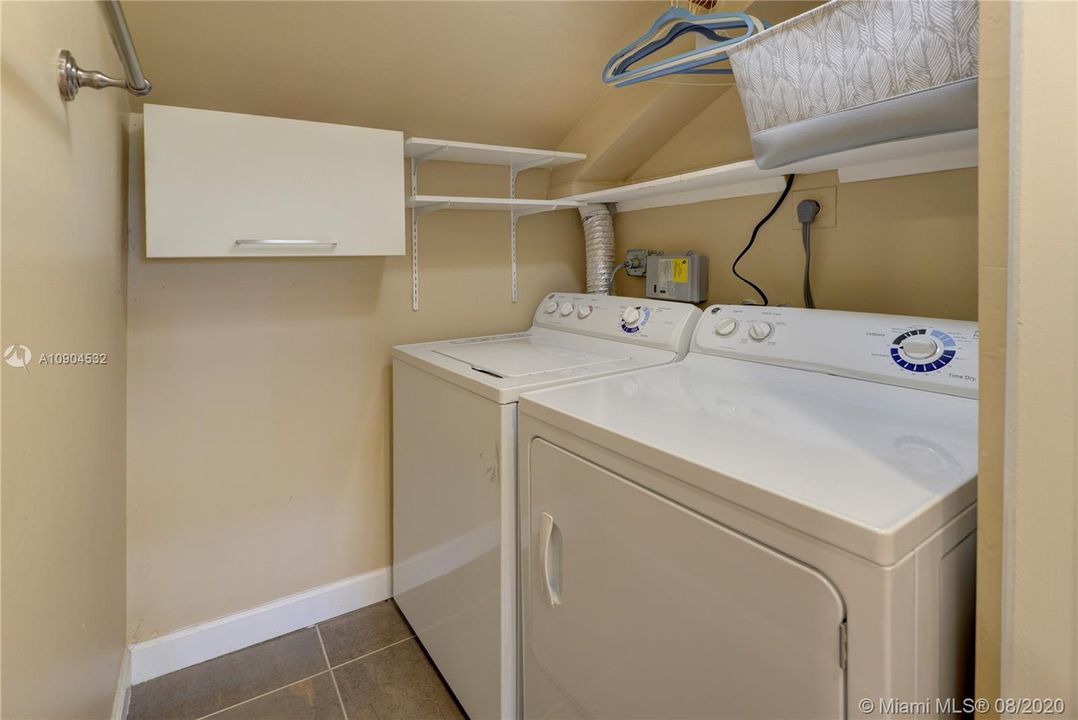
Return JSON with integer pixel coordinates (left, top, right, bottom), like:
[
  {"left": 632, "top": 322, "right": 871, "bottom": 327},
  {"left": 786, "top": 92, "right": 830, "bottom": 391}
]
[{"left": 123, "top": 0, "right": 667, "bottom": 149}]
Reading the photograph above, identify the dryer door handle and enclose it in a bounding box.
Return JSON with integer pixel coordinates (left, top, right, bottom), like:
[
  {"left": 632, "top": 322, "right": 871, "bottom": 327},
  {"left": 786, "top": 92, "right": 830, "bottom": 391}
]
[{"left": 539, "top": 512, "right": 562, "bottom": 607}]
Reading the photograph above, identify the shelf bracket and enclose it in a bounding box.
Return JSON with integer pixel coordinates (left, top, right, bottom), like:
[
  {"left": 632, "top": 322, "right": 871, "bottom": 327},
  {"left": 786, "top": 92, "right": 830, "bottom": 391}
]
[
  {"left": 409, "top": 149, "right": 452, "bottom": 312},
  {"left": 410, "top": 196, "right": 449, "bottom": 312},
  {"left": 513, "top": 156, "right": 557, "bottom": 174},
  {"left": 510, "top": 209, "right": 522, "bottom": 303},
  {"left": 407, "top": 146, "right": 456, "bottom": 311},
  {"left": 410, "top": 206, "right": 420, "bottom": 311},
  {"left": 410, "top": 146, "right": 448, "bottom": 197},
  {"left": 412, "top": 201, "right": 450, "bottom": 218},
  {"left": 507, "top": 157, "right": 552, "bottom": 303}
]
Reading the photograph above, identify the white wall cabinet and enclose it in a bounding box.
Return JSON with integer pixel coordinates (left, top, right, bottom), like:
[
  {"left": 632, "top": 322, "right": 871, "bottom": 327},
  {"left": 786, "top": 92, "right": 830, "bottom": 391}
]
[{"left": 143, "top": 104, "right": 404, "bottom": 257}]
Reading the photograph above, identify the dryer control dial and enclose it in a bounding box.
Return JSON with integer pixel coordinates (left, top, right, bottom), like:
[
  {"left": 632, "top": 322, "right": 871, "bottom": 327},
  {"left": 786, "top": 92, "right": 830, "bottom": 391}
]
[
  {"left": 543, "top": 301, "right": 558, "bottom": 314},
  {"left": 899, "top": 335, "right": 939, "bottom": 360},
  {"left": 577, "top": 305, "right": 593, "bottom": 319},
  {"left": 559, "top": 302, "right": 575, "bottom": 317},
  {"left": 621, "top": 307, "right": 643, "bottom": 327},
  {"left": 890, "top": 329, "right": 957, "bottom": 373},
  {"left": 748, "top": 320, "right": 773, "bottom": 341}
]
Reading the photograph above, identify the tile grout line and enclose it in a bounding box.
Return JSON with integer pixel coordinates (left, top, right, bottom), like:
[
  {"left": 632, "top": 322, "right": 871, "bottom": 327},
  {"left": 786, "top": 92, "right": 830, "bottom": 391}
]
[
  {"left": 329, "top": 633, "right": 417, "bottom": 671},
  {"left": 317, "top": 625, "right": 350, "bottom": 720},
  {"left": 174, "top": 611, "right": 414, "bottom": 720},
  {"left": 190, "top": 668, "right": 330, "bottom": 720}
]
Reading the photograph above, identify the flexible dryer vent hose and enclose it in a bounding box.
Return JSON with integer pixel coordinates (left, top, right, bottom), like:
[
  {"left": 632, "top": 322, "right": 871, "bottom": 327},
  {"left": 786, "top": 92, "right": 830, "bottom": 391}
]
[{"left": 579, "top": 203, "right": 616, "bottom": 295}]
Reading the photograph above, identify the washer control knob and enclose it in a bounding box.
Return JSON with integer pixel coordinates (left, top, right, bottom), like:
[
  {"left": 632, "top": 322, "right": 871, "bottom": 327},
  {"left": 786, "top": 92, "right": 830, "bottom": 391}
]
[
  {"left": 748, "top": 320, "right": 773, "bottom": 342},
  {"left": 577, "top": 305, "right": 593, "bottom": 319},
  {"left": 621, "top": 306, "right": 643, "bottom": 327},
  {"left": 714, "top": 317, "right": 739, "bottom": 337},
  {"left": 900, "top": 335, "right": 939, "bottom": 360},
  {"left": 543, "top": 301, "right": 558, "bottom": 314},
  {"left": 559, "top": 302, "right": 575, "bottom": 317}
]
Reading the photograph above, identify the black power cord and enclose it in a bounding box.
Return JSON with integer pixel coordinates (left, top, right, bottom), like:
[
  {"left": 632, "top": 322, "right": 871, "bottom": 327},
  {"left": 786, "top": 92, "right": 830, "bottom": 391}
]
[
  {"left": 797, "top": 199, "right": 822, "bottom": 308},
  {"left": 731, "top": 174, "right": 795, "bottom": 306}
]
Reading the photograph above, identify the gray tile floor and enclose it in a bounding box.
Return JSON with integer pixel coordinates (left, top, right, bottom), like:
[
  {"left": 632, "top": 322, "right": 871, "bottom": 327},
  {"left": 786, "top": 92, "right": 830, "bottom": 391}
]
[{"left": 128, "top": 601, "right": 466, "bottom": 720}]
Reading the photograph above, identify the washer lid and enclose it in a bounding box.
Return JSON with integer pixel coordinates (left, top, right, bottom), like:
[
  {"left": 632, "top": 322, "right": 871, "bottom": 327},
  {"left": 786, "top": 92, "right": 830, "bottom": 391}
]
[
  {"left": 519, "top": 354, "right": 978, "bottom": 566},
  {"left": 434, "top": 336, "right": 627, "bottom": 378},
  {"left": 393, "top": 328, "right": 681, "bottom": 404}
]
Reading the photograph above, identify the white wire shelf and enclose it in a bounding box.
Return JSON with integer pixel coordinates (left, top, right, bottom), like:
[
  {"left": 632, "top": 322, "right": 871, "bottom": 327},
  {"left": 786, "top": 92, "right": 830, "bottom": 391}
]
[
  {"left": 404, "top": 138, "right": 586, "bottom": 169},
  {"left": 566, "top": 129, "right": 978, "bottom": 213},
  {"left": 405, "top": 137, "right": 587, "bottom": 312},
  {"left": 407, "top": 195, "right": 581, "bottom": 216}
]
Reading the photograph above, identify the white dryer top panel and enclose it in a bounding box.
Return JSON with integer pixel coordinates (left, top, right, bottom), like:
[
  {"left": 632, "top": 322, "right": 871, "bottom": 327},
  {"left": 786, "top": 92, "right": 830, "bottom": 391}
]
[{"left": 520, "top": 307, "right": 979, "bottom": 565}]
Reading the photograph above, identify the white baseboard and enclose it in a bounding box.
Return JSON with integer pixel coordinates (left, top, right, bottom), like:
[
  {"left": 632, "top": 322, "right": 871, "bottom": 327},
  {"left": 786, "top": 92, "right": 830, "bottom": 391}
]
[
  {"left": 129, "top": 567, "right": 392, "bottom": 685},
  {"left": 111, "top": 646, "right": 131, "bottom": 720}
]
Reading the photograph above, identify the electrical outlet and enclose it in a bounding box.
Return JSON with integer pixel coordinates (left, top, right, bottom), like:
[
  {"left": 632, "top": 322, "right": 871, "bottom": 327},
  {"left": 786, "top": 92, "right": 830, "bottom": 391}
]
[
  {"left": 625, "top": 249, "right": 657, "bottom": 277},
  {"left": 789, "top": 187, "right": 837, "bottom": 229}
]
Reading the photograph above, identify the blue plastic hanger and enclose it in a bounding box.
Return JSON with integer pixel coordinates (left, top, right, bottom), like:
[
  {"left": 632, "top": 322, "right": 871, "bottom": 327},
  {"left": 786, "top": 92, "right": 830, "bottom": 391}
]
[
  {"left": 613, "top": 22, "right": 738, "bottom": 78},
  {"left": 604, "top": 10, "right": 765, "bottom": 86},
  {"left": 602, "top": 7, "right": 767, "bottom": 87},
  {"left": 614, "top": 22, "right": 728, "bottom": 73}
]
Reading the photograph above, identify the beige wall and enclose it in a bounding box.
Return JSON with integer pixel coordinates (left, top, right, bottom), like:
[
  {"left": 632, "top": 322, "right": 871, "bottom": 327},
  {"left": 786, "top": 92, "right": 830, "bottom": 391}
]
[
  {"left": 1, "top": 2, "right": 128, "bottom": 718},
  {"left": 126, "top": 152, "right": 584, "bottom": 641},
  {"left": 122, "top": 1, "right": 666, "bottom": 151},
  {"left": 118, "top": 0, "right": 628, "bottom": 640},
  {"left": 611, "top": 91, "right": 978, "bottom": 320},
  {"left": 975, "top": 0, "right": 1009, "bottom": 704},
  {"left": 1000, "top": 0, "right": 1078, "bottom": 705}
]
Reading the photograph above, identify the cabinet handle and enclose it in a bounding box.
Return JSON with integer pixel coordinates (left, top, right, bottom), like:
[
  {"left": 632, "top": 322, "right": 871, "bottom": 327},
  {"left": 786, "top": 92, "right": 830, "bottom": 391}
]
[
  {"left": 539, "top": 512, "right": 562, "bottom": 607},
  {"left": 235, "top": 239, "right": 339, "bottom": 247}
]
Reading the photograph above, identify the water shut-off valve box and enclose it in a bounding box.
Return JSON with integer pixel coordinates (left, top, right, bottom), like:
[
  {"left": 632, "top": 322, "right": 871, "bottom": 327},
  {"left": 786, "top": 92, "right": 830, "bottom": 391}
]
[{"left": 646, "top": 253, "right": 708, "bottom": 303}]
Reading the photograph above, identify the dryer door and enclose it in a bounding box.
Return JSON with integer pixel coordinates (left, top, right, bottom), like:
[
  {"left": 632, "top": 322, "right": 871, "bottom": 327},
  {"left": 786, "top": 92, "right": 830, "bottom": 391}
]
[{"left": 523, "top": 440, "right": 847, "bottom": 719}]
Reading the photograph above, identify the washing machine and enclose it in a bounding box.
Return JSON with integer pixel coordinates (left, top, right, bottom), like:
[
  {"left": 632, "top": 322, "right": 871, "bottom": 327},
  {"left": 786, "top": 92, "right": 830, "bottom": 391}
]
[
  {"left": 392, "top": 293, "right": 701, "bottom": 720},
  {"left": 518, "top": 305, "right": 978, "bottom": 719}
]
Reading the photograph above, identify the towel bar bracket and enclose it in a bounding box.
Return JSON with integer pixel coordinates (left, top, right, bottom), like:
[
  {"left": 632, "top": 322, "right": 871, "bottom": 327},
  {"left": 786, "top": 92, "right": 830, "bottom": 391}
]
[
  {"left": 57, "top": 50, "right": 152, "bottom": 101},
  {"left": 57, "top": 1, "right": 152, "bottom": 102}
]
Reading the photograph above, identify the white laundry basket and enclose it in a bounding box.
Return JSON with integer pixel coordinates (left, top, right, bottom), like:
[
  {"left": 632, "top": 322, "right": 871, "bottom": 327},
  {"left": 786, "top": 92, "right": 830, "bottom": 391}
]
[{"left": 726, "top": 0, "right": 979, "bottom": 169}]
